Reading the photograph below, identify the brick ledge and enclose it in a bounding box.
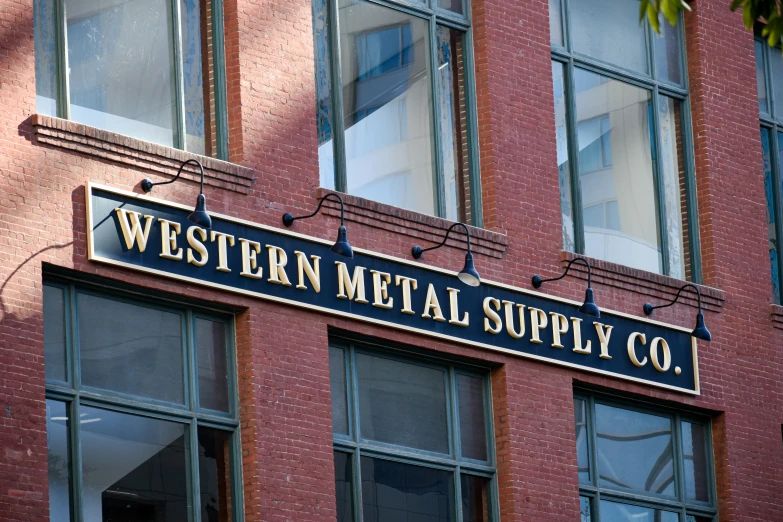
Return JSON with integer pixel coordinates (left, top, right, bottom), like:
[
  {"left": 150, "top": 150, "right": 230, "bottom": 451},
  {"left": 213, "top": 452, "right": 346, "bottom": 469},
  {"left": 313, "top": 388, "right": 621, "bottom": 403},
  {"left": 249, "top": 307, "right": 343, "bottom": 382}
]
[
  {"left": 770, "top": 304, "right": 783, "bottom": 329},
  {"left": 32, "top": 114, "right": 253, "bottom": 194},
  {"left": 315, "top": 188, "right": 508, "bottom": 259},
  {"left": 559, "top": 251, "right": 725, "bottom": 313}
]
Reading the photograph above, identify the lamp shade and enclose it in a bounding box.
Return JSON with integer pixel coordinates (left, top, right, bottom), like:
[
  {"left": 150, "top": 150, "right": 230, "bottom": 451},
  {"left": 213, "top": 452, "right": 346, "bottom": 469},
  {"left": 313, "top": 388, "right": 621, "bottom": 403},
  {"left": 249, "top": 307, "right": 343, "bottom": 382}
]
[
  {"left": 578, "top": 287, "right": 600, "bottom": 318},
  {"left": 331, "top": 225, "right": 354, "bottom": 258},
  {"left": 188, "top": 194, "right": 212, "bottom": 229},
  {"left": 458, "top": 252, "right": 480, "bottom": 287},
  {"left": 692, "top": 312, "right": 712, "bottom": 342}
]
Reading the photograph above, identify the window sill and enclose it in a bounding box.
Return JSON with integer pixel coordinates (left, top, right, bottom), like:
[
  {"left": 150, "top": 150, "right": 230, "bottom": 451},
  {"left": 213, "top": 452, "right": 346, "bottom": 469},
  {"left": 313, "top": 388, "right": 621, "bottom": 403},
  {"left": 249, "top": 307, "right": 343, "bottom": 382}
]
[
  {"left": 770, "top": 304, "right": 783, "bottom": 330},
  {"left": 315, "top": 188, "right": 508, "bottom": 258},
  {"left": 32, "top": 114, "right": 253, "bottom": 194},
  {"left": 560, "top": 251, "right": 725, "bottom": 313}
]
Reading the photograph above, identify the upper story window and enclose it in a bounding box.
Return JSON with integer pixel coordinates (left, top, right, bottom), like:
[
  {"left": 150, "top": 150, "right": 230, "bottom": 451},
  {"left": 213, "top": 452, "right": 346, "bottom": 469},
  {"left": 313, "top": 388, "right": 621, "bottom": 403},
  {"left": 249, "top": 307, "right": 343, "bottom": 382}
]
[
  {"left": 312, "top": 0, "right": 482, "bottom": 224},
  {"left": 34, "top": 0, "right": 229, "bottom": 159},
  {"left": 330, "top": 341, "right": 497, "bottom": 521},
  {"left": 755, "top": 38, "right": 783, "bottom": 304},
  {"left": 44, "top": 279, "right": 240, "bottom": 521},
  {"left": 575, "top": 392, "right": 717, "bottom": 522},
  {"left": 551, "top": 0, "right": 700, "bottom": 281}
]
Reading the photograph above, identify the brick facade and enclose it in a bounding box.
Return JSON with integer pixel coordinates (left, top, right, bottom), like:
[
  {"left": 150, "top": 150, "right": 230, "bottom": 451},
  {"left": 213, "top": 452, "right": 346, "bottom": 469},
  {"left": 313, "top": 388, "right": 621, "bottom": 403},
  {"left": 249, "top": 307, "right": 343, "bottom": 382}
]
[{"left": 0, "top": 0, "right": 781, "bottom": 520}]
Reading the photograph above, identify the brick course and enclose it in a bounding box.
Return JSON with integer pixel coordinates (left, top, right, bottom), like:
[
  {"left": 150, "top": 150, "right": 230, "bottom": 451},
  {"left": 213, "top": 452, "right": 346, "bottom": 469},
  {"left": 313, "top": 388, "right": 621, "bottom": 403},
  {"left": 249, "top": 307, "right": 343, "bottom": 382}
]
[{"left": 1, "top": 0, "right": 782, "bottom": 520}]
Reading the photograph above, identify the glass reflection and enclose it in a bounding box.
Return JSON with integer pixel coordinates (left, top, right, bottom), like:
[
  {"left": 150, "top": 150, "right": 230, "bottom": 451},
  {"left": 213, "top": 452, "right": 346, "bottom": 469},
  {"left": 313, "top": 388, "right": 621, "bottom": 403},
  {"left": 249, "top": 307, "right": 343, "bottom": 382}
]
[
  {"left": 47, "top": 400, "right": 71, "bottom": 522},
  {"left": 553, "top": 61, "right": 574, "bottom": 251},
  {"left": 198, "top": 427, "right": 233, "bottom": 521},
  {"left": 599, "top": 500, "right": 678, "bottom": 522},
  {"left": 461, "top": 474, "right": 490, "bottom": 522},
  {"left": 34, "top": 0, "right": 58, "bottom": 116},
  {"left": 330, "top": 347, "right": 349, "bottom": 435},
  {"left": 658, "top": 95, "right": 687, "bottom": 280},
  {"left": 44, "top": 285, "right": 68, "bottom": 382},
  {"left": 457, "top": 374, "right": 488, "bottom": 461},
  {"left": 579, "top": 496, "right": 591, "bottom": 522},
  {"left": 196, "top": 318, "right": 229, "bottom": 412},
  {"left": 334, "top": 451, "right": 354, "bottom": 522},
  {"left": 654, "top": 19, "right": 682, "bottom": 84},
  {"left": 574, "top": 398, "right": 589, "bottom": 483},
  {"left": 682, "top": 421, "right": 710, "bottom": 503},
  {"left": 762, "top": 128, "right": 780, "bottom": 304},
  {"left": 757, "top": 40, "right": 769, "bottom": 115}
]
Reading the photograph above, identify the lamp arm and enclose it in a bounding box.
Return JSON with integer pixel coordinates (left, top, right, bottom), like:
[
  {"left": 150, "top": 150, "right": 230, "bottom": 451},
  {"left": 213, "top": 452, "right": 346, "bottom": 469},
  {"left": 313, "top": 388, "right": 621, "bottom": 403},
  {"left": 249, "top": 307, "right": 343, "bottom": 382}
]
[
  {"left": 538, "top": 257, "right": 592, "bottom": 288},
  {"left": 145, "top": 159, "right": 206, "bottom": 193},
  {"left": 646, "top": 283, "right": 703, "bottom": 314},
  {"left": 289, "top": 193, "right": 345, "bottom": 226},
  {"left": 418, "top": 222, "right": 472, "bottom": 254}
]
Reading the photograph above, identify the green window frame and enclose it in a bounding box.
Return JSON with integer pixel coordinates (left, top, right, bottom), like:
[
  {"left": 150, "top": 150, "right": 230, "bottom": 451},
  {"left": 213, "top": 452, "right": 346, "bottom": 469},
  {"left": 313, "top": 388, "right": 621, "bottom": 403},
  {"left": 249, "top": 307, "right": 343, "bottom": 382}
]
[
  {"left": 33, "top": 0, "right": 230, "bottom": 160},
  {"left": 312, "top": 0, "right": 483, "bottom": 225},
  {"left": 550, "top": 0, "right": 702, "bottom": 282},
  {"left": 755, "top": 37, "right": 783, "bottom": 305},
  {"left": 44, "top": 277, "right": 243, "bottom": 522},
  {"left": 575, "top": 391, "right": 717, "bottom": 522},
  {"left": 330, "top": 340, "right": 499, "bottom": 521}
]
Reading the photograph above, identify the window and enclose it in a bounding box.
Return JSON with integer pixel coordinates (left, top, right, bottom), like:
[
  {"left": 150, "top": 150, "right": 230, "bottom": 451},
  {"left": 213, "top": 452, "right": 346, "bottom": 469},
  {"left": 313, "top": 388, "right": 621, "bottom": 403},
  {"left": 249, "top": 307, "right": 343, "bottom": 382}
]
[
  {"left": 756, "top": 38, "right": 783, "bottom": 304},
  {"left": 551, "top": 0, "right": 700, "bottom": 281},
  {"left": 330, "top": 342, "right": 496, "bottom": 521},
  {"left": 34, "top": 0, "right": 229, "bottom": 159},
  {"left": 574, "top": 392, "right": 717, "bottom": 522},
  {"left": 44, "top": 279, "right": 241, "bottom": 521},
  {"left": 312, "top": 0, "right": 481, "bottom": 224}
]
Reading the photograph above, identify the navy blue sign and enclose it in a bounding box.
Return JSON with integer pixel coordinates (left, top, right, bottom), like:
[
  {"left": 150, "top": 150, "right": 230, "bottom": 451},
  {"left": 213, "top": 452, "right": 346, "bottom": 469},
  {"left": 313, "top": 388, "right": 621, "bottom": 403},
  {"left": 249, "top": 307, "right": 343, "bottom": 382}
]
[{"left": 87, "top": 184, "right": 699, "bottom": 394}]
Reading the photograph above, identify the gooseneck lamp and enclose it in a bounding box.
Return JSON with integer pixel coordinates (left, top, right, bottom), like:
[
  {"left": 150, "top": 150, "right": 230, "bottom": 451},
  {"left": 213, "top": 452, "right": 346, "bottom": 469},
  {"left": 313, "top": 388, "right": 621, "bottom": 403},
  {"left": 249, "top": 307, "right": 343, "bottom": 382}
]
[
  {"left": 141, "top": 159, "right": 212, "bottom": 229},
  {"left": 532, "top": 257, "right": 600, "bottom": 318},
  {"left": 643, "top": 283, "right": 712, "bottom": 342},
  {"left": 411, "top": 223, "right": 480, "bottom": 287},
  {"left": 283, "top": 193, "right": 353, "bottom": 258}
]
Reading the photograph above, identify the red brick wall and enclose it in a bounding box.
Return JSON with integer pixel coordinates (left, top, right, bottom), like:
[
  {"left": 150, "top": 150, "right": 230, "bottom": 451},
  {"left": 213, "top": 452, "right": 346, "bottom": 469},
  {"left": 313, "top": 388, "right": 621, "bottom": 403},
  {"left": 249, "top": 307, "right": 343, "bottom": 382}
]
[{"left": 0, "top": 0, "right": 782, "bottom": 520}]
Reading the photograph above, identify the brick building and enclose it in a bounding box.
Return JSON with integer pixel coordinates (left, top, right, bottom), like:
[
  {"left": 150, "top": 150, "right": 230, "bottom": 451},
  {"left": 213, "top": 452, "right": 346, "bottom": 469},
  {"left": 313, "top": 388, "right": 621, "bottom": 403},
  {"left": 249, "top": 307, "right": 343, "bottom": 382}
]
[{"left": 0, "top": 0, "right": 781, "bottom": 520}]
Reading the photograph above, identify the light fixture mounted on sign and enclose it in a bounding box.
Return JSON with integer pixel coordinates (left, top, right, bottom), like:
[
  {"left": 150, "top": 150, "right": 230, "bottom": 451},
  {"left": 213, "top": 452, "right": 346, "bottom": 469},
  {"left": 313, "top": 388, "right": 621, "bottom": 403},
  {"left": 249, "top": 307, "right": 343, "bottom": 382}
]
[
  {"left": 411, "top": 223, "right": 480, "bottom": 287},
  {"left": 532, "top": 257, "right": 600, "bottom": 318},
  {"left": 141, "top": 158, "right": 212, "bottom": 229},
  {"left": 283, "top": 193, "right": 353, "bottom": 258},
  {"left": 643, "top": 283, "right": 712, "bottom": 342}
]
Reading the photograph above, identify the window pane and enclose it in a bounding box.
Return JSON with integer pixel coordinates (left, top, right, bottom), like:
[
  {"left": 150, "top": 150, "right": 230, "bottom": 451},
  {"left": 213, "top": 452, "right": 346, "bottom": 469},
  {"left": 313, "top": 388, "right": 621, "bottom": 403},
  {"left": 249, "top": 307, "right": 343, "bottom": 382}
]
[
  {"left": 34, "top": 0, "right": 58, "bottom": 116},
  {"left": 654, "top": 18, "right": 682, "bottom": 84},
  {"left": 599, "top": 500, "right": 678, "bottom": 522},
  {"left": 44, "top": 285, "right": 68, "bottom": 382},
  {"left": 196, "top": 318, "right": 230, "bottom": 412},
  {"left": 65, "top": 0, "right": 177, "bottom": 147},
  {"left": 330, "top": 346, "right": 349, "bottom": 435},
  {"left": 770, "top": 48, "right": 783, "bottom": 120},
  {"left": 461, "top": 474, "right": 490, "bottom": 522},
  {"left": 575, "top": 69, "right": 662, "bottom": 274},
  {"left": 549, "top": 0, "right": 563, "bottom": 46},
  {"left": 357, "top": 353, "right": 449, "bottom": 453},
  {"left": 457, "top": 374, "right": 487, "bottom": 461},
  {"left": 313, "top": 0, "right": 335, "bottom": 189},
  {"left": 334, "top": 451, "right": 354, "bottom": 522},
  {"left": 580, "top": 496, "right": 591, "bottom": 522},
  {"left": 361, "top": 456, "right": 454, "bottom": 522},
  {"left": 658, "top": 95, "right": 688, "bottom": 280},
  {"left": 198, "top": 427, "right": 233, "bottom": 521},
  {"left": 777, "top": 132, "right": 783, "bottom": 300},
  {"left": 437, "top": 26, "right": 471, "bottom": 223},
  {"left": 682, "top": 421, "right": 710, "bottom": 502},
  {"left": 757, "top": 40, "right": 769, "bottom": 115},
  {"left": 762, "top": 128, "right": 780, "bottom": 304},
  {"left": 181, "top": 0, "right": 213, "bottom": 156},
  {"left": 574, "top": 398, "right": 589, "bottom": 483},
  {"left": 47, "top": 400, "right": 71, "bottom": 522},
  {"left": 686, "top": 516, "right": 713, "bottom": 522},
  {"left": 78, "top": 293, "right": 185, "bottom": 404},
  {"left": 553, "top": 61, "right": 574, "bottom": 252},
  {"left": 80, "top": 406, "right": 188, "bottom": 520},
  {"left": 340, "top": 1, "right": 436, "bottom": 215},
  {"left": 595, "top": 403, "right": 675, "bottom": 496},
  {"left": 439, "top": 0, "right": 464, "bottom": 16},
  {"left": 569, "top": 0, "right": 648, "bottom": 74}
]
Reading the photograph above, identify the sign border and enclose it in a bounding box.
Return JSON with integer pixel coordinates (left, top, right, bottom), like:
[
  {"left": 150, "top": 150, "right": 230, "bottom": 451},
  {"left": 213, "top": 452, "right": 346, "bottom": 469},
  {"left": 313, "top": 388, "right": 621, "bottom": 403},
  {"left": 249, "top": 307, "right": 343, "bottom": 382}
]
[{"left": 85, "top": 182, "right": 700, "bottom": 395}]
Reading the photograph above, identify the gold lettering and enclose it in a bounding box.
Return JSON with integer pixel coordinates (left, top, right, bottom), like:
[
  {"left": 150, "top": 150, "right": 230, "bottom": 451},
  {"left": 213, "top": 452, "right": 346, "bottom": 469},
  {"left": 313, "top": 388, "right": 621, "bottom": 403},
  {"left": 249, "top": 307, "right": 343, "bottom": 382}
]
[
  {"left": 295, "top": 251, "right": 321, "bottom": 292},
  {"left": 158, "top": 218, "right": 183, "bottom": 261},
  {"left": 529, "top": 308, "right": 548, "bottom": 344},
  {"left": 502, "top": 300, "right": 526, "bottom": 339},
  {"left": 650, "top": 337, "right": 671, "bottom": 373},
  {"left": 395, "top": 275, "right": 418, "bottom": 315},
  {"left": 446, "top": 288, "right": 469, "bottom": 327},
  {"left": 114, "top": 208, "right": 154, "bottom": 252},
  {"left": 421, "top": 284, "right": 446, "bottom": 322},
  {"left": 335, "top": 262, "right": 368, "bottom": 303},
  {"left": 593, "top": 322, "right": 614, "bottom": 360},
  {"left": 370, "top": 270, "right": 393, "bottom": 309},
  {"left": 549, "top": 312, "right": 569, "bottom": 349},
  {"left": 210, "top": 231, "right": 235, "bottom": 273},
  {"left": 483, "top": 297, "right": 502, "bottom": 334},
  {"left": 266, "top": 245, "right": 292, "bottom": 286},
  {"left": 186, "top": 226, "right": 208, "bottom": 267},
  {"left": 627, "top": 332, "right": 648, "bottom": 367},
  {"left": 239, "top": 238, "right": 263, "bottom": 279},
  {"left": 571, "top": 317, "right": 592, "bottom": 354}
]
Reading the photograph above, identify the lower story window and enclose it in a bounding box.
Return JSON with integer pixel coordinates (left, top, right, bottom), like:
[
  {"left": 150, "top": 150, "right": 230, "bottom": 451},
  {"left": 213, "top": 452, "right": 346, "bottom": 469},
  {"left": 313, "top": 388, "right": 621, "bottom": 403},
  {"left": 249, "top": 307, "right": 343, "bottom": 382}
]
[
  {"left": 574, "top": 392, "right": 717, "bottom": 522},
  {"left": 330, "top": 342, "right": 496, "bottom": 521},
  {"left": 44, "top": 278, "right": 240, "bottom": 521}
]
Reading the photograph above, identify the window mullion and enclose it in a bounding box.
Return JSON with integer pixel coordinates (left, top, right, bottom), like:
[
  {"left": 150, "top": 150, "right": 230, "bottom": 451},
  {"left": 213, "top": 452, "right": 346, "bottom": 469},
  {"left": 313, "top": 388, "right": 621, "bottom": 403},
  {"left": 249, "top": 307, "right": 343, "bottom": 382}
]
[
  {"left": 769, "top": 125, "right": 783, "bottom": 304},
  {"left": 187, "top": 418, "right": 201, "bottom": 522},
  {"left": 681, "top": 99, "right": 703, "bottom": 284},
  {"left": 230, "top": 429, "right": 246, "bottom": 522},
  {"left": 55, "top": 0, "right": 70, "bottom": 119},
  {"left": 428, "top": 16, "right": 447, "bottom": 218},
  {"left": 650, "top": 87, "right": 671, "bottom": 276},
  {"left": 70, "top": 398, "right": 84, "bottom": 522},
  {"left": 454, "top": 463, "right": 464, "bottom": 522},
  {"left": 463, "top": 28, "right": 483, "bottom": 227},
  {"left": 353, "top": 447, "right": 364, "bottom": 522},
  {"left": 329, "top": 0, "right": 348, "bottom": 193},
  {"left": 565, "top": 58, "right": 585, "bottom": 253},
  {"left": 171, "top": 0, "right": 187, "bottom": 151}
]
